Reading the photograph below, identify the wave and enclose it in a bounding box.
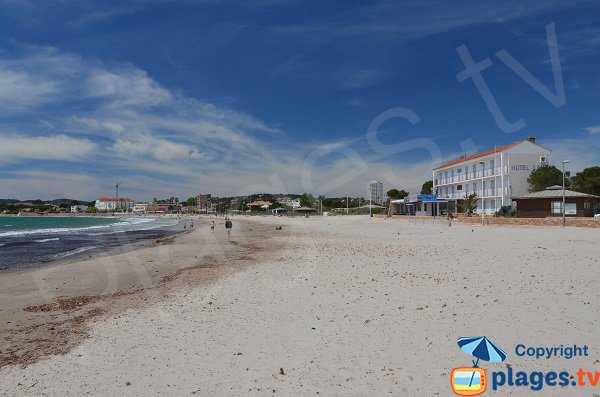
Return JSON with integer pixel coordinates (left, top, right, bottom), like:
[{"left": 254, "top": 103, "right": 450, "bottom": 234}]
[
  {"left": 0, "top": 218, "right": 165, "bottom": 238},
  {"left": 34, "top": 238, "right": 60, "bottom": 243},
  {"left": 51, "top": 246, "right": 97, "bottom": 260}
]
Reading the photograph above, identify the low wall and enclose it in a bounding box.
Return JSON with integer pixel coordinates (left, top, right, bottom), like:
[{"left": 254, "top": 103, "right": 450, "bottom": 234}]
[{"left": 386, "top": 215, "right": 600, "bottom": 227}]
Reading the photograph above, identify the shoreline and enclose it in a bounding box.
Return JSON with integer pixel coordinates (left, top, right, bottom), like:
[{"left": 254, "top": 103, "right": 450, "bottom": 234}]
[
  {"left": 0, "top": 216, "right": 286, "bottom": 368},
  {"left": 0, "top": 216, "right": 189, "bottom": 273}
]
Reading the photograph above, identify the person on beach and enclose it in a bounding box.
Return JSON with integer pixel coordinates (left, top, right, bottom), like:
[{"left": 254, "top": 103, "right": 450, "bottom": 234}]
[
  {"left": 225, "top": 218, "right": 232, "bottom": 237},
  {"left": 210, "top": 221, "right": 215, "bottom": 233}
]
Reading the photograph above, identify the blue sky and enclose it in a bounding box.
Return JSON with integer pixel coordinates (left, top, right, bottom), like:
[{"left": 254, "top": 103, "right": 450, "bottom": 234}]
[{"left": 0, "top": 0, "right": 599, "bottom": 200}]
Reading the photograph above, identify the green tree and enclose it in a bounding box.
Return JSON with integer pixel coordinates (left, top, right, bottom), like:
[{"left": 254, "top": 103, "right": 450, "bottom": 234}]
[
  {"left": 527, "top": 165, "right": 564, "bottom": 192},
  {"left": 571, "top": 166, "right": 600, "bottom": 196},
  {"left": 299, "top": 193, "right": 315, "bottom": 208},
  {"left": 420, "top": 180, "right": 433, "bottom": 194},
  {"left": 461, "top": 193, "right": 478, "bottom": 214},
  {"left": 387, "top": 189, "right": 409, "bottom": 199},
  {"left": 186, "top": 197, "right": 198, "bottom": 206}
]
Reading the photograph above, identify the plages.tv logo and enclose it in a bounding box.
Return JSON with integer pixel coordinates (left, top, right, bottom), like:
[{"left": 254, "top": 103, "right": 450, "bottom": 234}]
[{"left": 451, "top": 336, "right": 507, "bottom": 396}]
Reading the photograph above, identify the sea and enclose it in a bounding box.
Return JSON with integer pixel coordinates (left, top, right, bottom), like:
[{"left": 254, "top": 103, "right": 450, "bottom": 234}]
[{"left": 0, "top": 216, "right": 181, "bottom": 271}]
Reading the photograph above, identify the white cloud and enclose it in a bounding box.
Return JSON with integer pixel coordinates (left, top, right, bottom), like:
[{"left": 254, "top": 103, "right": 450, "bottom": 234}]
[
  {"left": 0, "top": 67, "right": 59, "bottom": 111},
  {"left": 0, "top": 45, "right": 462, "bottom": 200},
  {"left": 0, "top": 134, "right": 96, "bottom": 163},
  {"left": 583, "top": 125, "right": 600, "bottom": 134},
  {"left": 338, "top": 69, "right": 388, "bottom": 89}
]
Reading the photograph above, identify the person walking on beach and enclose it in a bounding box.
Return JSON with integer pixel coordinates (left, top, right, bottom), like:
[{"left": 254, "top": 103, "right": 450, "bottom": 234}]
[
  {"left": 225, "top": 218, "right": 232, "bottom": 237},
  {"left": 210, "top": 220, "right": 215, "bottom": 233}
]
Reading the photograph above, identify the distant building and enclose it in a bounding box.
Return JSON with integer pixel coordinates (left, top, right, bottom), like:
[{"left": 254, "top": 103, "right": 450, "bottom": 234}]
[
  {"left": 70, "top": 205, "right": 87, "bottom": 213},
  {"left": 369, "top": 181, "right": 384, "bottom": 205},
  {"left": 95, "top": 197, "right": 135, "bottom": 211},
  {"left": 196, "top": 194, "right": 212, "bottom": 213},
  {"left": 433, "top": 137, "right": 551, "bottom": 214},
  {"left": 133, "top": 203, "right": 148, "bottom": 213},
  {"left": 279, "top": 197, "right": 300, "bottom": 208}
]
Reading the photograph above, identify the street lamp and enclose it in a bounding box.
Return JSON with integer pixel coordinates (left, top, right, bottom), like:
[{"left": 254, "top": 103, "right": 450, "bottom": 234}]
[
  {"left": 479, "top": 160, "right": 485, "bottom": 226},
  {"left": 562, "top": 160, "right": 570, "bottom": 227}
]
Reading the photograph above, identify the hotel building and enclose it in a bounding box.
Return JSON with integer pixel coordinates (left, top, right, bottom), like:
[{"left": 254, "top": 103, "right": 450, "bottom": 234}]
[
  {"left": 432, "top": 137, "right": 551, "bottom": 214},
  {"left": 369, "top": 180, "right": 384, "bottom": 205},
  {"left": 95, "top": 197, "right": 136, "bottom": 211}
]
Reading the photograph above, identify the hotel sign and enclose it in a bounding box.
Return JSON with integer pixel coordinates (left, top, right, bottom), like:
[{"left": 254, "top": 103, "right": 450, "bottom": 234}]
[
  {"left": 512, "top": 164, "right": 545, "bottom": 171},
  {"left": 406, "top": 194, "right": 437, "bottom": 203}
]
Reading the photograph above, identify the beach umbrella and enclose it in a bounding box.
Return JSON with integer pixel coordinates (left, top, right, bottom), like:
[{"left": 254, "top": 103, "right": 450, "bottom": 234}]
[{"left": 458, "top": 336, "right": 507, "bottom": 386}]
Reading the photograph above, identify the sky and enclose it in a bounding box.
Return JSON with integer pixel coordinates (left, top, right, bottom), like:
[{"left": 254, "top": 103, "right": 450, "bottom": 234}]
[{"left": 0, "top": 0, "right": 599, "bottom": 201}]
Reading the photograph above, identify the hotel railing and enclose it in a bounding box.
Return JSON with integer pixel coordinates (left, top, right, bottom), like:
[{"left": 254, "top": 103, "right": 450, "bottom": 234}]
[{"left": 434, "top": 166, "right": 510, "bottom": 186}]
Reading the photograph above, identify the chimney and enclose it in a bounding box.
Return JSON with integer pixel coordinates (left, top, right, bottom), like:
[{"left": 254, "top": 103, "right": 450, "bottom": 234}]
[{"left": 527, "top": 136, "right": 536, "bottom": 143}]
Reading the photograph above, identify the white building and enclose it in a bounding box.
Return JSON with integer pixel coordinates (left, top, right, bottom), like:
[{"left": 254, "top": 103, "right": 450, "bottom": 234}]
[
  {"left": 279, "top": 197, "right": 300, "bottom": 209},
  {"left": 369, "top": 180, "right": 384, "bottom": 205},
  {"left": 132, "top": 203, "right": 148, "bottom": 213},
  {"left": 70, "top": 205, "right": 87, "bottom": 213},
  {"left": 95, "top": 197, "right": 136, "bottom": 211},
  {"left": 432, "top": 137, "right": 551, "bottom": 214}
]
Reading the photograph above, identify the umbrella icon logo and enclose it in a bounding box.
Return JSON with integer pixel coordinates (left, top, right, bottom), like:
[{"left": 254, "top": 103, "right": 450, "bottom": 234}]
[{"left": 451, "top": 336, "right": 507, "bottom": 396}]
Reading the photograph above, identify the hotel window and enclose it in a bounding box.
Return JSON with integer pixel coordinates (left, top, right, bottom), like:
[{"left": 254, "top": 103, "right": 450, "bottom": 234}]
[
  {"left": 457, "top": 184, "right": 463, "bottom": 191},
  {"left": 551, "top": 201, "right": 562, "bottom": 214},
  {"left": 473, "top": 182, "right": 477, "bottom": 192},
  {"left": 451, "top": 170, "right": 455, "bottom": 178},
  {"left": 445, "top": 171, "right": 448, "bottom": 179},
  {"left": 445, "top": 187, "right": 449, "bottom": 195},
  {"left": 458, "top": 168, "right": 462, "bottom": 173},
  {"left": 490, "top": 159, "right": 495, "bottom": 169}
]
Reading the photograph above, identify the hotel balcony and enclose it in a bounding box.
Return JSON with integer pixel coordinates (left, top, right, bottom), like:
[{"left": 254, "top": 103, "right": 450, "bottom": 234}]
[
  {"left": 434, "top": 166, "right": 509, "bottom": 187},
  {"left": 437, "top": 187, "right": 509, "bottom": 200}
]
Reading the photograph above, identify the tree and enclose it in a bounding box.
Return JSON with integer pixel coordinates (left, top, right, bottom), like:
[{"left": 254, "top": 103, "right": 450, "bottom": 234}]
[
  {"left": 571, "top": 166, "right": 600, "bottom": 196},
  {"left": 387, "top": 189, "right": 409, "bottom": 199},
  {"left": 299, "top": 193, "right": 315, "bottom": 208},
  {"left": 186, "top": 197, "right": 198, "bottom": 207},
  {"left": 461, "top": 193, "right": 478, "bottom": 214},
  {"left": 527, "top": 165, "right": 564, "bottom": 192},
  {"left": 420, "top": 180, "right": 433, "bottom": 194}
]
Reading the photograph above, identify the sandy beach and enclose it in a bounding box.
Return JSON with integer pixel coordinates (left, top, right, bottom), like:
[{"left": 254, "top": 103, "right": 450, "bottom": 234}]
[{"left": 1, "top": 216, "right": 599, "bottom": 396}]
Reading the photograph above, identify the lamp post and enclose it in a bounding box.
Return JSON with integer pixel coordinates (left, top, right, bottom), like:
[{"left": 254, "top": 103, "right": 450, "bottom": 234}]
[
  {"left": 479, "top": 161, "right": 485, "bottom": 226},
  {"left": 562, "top": 160, "right": 570, "bottom": 227}
]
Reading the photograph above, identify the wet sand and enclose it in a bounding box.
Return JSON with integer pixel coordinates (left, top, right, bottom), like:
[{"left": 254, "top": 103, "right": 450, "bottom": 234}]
[{"left": 0, "top": 217, "right": 283, "bottom": 369}]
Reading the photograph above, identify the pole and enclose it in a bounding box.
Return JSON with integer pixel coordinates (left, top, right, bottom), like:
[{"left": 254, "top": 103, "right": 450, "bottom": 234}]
[
  {"left": 480, "top": 161, "right": 484, "bottom": 226},
  {"left": 346, "top": 196, "right": 349, "bottom": 215},
  {"left": 562, "top": 161, "right": 567, "bottom": 227}
]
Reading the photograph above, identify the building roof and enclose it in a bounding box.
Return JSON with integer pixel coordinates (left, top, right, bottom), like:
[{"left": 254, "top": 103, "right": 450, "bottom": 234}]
[
  {"left": 433, "top": 140, "right": 523, "bottom": 170},
  {"left": 514, "top": 188, "right": 599, "bottom": 200}
]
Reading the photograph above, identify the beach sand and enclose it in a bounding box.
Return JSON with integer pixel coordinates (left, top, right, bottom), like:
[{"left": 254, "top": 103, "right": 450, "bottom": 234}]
[{"left": 0, "top": 216, "right": 599, "bottom": 396}]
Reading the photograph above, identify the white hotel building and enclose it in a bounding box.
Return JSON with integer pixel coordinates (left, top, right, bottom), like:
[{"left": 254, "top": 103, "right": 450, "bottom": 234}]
[{"left": 432, "top": 137, "right": 551, "bottom": 214}]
